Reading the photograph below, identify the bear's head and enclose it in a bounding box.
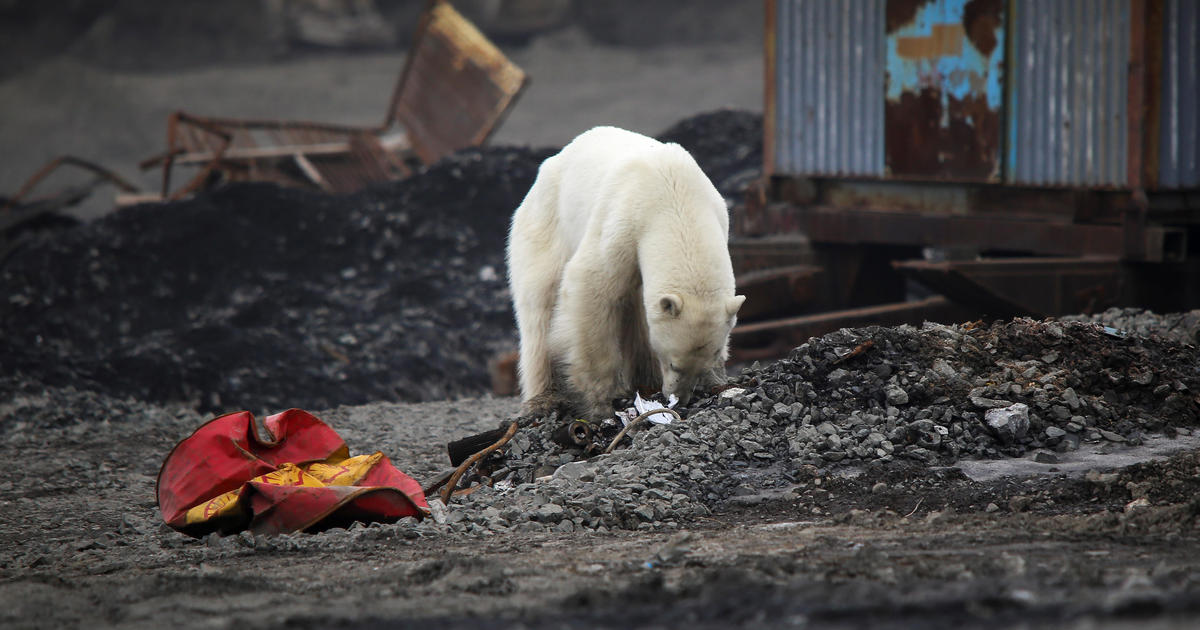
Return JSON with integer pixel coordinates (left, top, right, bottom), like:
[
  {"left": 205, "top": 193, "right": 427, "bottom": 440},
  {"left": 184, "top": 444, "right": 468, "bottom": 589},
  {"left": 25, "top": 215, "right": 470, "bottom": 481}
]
[{"left": 647, "top": 292, "right": 746, "bottom": 406}]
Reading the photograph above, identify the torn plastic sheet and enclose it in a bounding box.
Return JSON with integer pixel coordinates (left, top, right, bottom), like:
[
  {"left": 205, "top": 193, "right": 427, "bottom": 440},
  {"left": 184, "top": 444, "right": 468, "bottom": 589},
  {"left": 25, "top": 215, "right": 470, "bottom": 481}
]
[
  {"left": 616, "top": 392, "right": 679, "bottom": 426},
  {"left": 1101, "top": 326, "right": 1128, "bottom": 339},
  {"left": 157, "top": 409, "right": 426, "bottom": 537}
]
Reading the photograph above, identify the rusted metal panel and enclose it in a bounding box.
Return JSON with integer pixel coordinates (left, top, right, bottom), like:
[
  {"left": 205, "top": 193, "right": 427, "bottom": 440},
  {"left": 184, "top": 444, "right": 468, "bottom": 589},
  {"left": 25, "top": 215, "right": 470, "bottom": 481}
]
[
  {"left": 763, "top": 0, "right": 778, "bottom": 177},
  {"left": 389, "top": 0, "right": 528, "bottom": 165},
  {"left": 773, "top": 0, "right": 886, "bottom": 177},
  {"left": 1007, "top": 0, "right": 1129, "bottom": 187},
  {"left": 1159, "top": 0, "right": 1200, "bottom": 188},
  {"left": 1127, "top": 0, "right": 1149, "bottom": 192},
  {"left": 885, "top": 0, "right": 1005, "bottom": 181}
]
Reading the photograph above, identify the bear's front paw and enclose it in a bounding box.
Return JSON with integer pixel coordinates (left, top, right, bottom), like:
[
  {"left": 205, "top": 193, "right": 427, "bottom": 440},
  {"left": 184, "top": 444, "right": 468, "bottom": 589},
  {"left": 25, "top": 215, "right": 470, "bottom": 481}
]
[{"left": 522, "top": 391, "right": 568, "bottom": 418}]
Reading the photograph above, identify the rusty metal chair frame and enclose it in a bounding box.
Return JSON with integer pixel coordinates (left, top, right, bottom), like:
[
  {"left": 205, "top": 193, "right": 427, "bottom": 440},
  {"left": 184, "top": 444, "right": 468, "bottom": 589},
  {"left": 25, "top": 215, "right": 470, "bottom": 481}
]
[
  {"left": 146, "top": 0, "right": 528, "bottom": 199},
  {"left": 4, "top": 155, "right": 141, "bottom": 213}
]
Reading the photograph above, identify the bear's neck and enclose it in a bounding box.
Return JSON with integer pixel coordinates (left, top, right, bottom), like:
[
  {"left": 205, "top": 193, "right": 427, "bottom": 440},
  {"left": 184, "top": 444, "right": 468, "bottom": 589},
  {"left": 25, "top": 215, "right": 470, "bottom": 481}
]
[{"left": 637, "top": 210, "right": 735, "bottom": 298}]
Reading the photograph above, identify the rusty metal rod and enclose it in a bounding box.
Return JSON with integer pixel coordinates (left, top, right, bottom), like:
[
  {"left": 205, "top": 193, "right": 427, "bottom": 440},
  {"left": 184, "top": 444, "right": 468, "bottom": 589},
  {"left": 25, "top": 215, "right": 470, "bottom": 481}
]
[
  {"left": 3, "top": 155, "right": 140, "bottom": 213},
  {"left": 440, "top": 421, "right": 518, "bottom": 505}
]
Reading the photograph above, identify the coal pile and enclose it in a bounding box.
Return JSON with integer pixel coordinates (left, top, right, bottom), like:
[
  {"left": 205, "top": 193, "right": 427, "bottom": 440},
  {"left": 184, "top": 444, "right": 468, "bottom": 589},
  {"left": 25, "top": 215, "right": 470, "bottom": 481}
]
[
  {"left": 433, "top": 318, "right": 1200, "bottom": 534},
  {"left": 0, "top": 147, "right": 553, "bottom": 412}
]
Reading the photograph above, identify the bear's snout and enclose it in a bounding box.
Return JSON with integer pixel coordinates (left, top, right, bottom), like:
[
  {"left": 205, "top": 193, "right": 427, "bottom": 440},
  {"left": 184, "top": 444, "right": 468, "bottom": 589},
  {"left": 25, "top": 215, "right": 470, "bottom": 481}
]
[{"left": 661, "top": 368, "right": 697, "bottom": 407}]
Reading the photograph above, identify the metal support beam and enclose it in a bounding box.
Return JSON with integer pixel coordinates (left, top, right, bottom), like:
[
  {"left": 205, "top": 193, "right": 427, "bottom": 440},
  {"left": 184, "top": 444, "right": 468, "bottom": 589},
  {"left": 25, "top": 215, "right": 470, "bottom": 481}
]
[
  {"left": 746, "top": 204, "right": 1184, "bottom": 260},
  {"left": 893, "top": 257, "right": 1124, "bottom": 318}
]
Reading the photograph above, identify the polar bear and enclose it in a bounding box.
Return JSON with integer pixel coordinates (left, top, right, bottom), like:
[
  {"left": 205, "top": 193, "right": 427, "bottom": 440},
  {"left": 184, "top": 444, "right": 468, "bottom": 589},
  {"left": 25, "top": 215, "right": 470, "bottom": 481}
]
[{"left": 507, "top": 126, "right": 745, "bottom": 419}]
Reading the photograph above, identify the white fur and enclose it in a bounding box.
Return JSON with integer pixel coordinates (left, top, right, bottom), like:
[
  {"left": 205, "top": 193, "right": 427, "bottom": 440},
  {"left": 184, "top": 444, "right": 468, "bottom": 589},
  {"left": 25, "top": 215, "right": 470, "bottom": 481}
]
[{"left": 507, "top": 126, "right": 745, "bottom": 418}]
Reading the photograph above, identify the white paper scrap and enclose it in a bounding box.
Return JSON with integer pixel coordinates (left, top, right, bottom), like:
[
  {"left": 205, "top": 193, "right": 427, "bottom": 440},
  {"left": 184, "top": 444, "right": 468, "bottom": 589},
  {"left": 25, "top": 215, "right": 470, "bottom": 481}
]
[
  {"left": 615, "top": 392, "right": 679, "bottom": 426},
  {"left": 634, "top": 392, "right": 677, "bottom": 425}
]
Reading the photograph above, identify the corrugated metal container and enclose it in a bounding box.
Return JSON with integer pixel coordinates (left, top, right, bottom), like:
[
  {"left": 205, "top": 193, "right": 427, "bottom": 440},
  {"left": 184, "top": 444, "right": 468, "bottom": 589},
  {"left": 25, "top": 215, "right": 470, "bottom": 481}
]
[
  {"left": 1159, "top": 0, "right": 1200, "bottom": 189},
  {"left": 1006, "top": 0, "right": 1129, "bottom": 187},
  {"left": 773, "top": 0, "right": 885, "bottom": 177}
]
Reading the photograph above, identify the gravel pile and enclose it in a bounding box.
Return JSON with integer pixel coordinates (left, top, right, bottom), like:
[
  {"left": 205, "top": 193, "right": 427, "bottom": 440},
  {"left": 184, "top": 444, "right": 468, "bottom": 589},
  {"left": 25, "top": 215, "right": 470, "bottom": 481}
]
[
  {"left": 1064, "top": 307, "right": 1200, "bottom": 347},
  {"left": 433, "top": 318, "right": 1200, "bottom": 534}
]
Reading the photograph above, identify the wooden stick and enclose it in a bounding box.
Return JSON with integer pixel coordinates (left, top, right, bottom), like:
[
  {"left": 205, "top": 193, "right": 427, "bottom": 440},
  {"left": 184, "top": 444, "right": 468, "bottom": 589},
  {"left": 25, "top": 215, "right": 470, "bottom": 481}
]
[{"left": 604, "top": 408, "right": 681, "bottom": 454}]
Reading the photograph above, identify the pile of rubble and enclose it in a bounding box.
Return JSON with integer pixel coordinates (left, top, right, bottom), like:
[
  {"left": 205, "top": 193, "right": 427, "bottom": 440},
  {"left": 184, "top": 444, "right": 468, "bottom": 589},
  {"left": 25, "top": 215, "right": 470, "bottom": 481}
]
[{"left": 432, "top": 317, "right": 1200, "bottom": 534}]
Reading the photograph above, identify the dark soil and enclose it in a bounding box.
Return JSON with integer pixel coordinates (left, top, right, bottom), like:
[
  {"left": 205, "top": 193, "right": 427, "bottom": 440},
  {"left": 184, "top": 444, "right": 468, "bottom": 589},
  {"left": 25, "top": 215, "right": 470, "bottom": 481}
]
[
  {"left": 4, "top": 384, "right": 1200, "bottom": 630},
  {"left": 1, "top": 147, "right": 551, "bottom": 412}
]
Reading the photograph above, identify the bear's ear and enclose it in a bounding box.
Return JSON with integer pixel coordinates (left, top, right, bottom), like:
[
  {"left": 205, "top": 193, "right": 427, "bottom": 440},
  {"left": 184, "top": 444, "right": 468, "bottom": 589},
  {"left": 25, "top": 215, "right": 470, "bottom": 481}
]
[
  {"left": 659, "top": 294, "right": 683, "bottom": 318},
  {"left": 726, "top": 295, "right": 746, "bottom": 319}
]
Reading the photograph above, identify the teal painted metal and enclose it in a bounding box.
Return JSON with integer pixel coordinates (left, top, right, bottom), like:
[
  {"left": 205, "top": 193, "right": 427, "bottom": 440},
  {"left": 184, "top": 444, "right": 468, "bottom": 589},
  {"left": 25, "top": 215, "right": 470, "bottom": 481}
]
[
  {"left": 885, "top": 1, "right": 1004, "bottom": 107},
  {"left": 884, "top": 0, "right": 1006, "bottom": 181}
]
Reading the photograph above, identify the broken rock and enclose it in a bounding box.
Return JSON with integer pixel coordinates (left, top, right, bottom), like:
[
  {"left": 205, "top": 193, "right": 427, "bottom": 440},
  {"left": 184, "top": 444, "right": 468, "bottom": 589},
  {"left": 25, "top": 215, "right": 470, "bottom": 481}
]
[{"left": 985, "top": 403, "right": 1029, "bottom": 444}]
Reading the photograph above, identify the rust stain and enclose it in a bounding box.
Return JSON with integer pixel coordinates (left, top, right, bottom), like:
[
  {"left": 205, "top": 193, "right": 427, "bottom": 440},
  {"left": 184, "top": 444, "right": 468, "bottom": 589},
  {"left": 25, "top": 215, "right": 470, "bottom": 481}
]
[
  {"left": 886, "top": 87, "right": 943, "bottom": 175},
  {"left": 962, "top": 0, "right": 1003, "bottom": 56},
  {"left": 885, "top": 86, "right": 1000, "bottom": 180},
  {"left": 947, "top": 91, "right": 1000, "bottom": 178},
  {"left": 886, "top": 0, "right": 934, "bottom": 34},
  {"left": 895, "top": 23, "right": 965, "bottom": 59}
]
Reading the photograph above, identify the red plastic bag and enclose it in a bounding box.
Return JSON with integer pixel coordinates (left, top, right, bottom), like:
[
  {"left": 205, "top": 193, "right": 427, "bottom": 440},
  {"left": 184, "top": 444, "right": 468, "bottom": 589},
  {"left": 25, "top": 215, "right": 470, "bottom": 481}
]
[{"left": 157, "top": 409, "right": 427, "bottom": 537}]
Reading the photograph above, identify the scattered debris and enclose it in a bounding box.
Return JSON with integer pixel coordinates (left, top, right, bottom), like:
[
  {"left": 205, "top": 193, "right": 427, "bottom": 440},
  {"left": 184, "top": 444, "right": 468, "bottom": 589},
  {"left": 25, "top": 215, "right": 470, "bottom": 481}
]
[
  {"left": 144, "top": 0, "right": 528, "bottom": 199},
  {"left": 1065, "top": 307, "right": 1200, "bottom": 347},
  {"left": 831, "top": 339, "right": 875, "bottom": 365},
  {"left": 615, "top": 392, "right": 679, "bottom": 427},
  {"left": 439, "top": 421, "right": 517, "bottom": 505}
]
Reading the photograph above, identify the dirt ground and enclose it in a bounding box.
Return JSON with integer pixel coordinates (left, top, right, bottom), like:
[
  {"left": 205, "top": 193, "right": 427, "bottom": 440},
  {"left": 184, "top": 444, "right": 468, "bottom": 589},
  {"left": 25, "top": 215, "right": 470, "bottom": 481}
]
[{"left": 3, "top": 387, "right": 1200, "bottom": 629}]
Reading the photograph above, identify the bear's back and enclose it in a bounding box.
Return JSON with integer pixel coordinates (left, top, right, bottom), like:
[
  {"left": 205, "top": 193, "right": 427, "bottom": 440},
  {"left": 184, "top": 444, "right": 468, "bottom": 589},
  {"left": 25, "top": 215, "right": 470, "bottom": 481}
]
[{"left": 550, "top": 127, "right": 724, "bottom": 247}]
